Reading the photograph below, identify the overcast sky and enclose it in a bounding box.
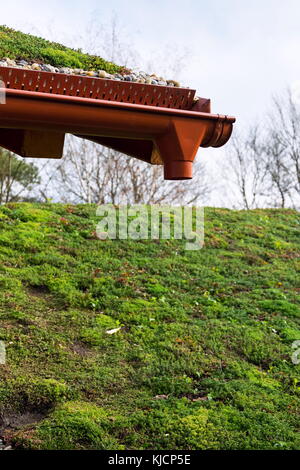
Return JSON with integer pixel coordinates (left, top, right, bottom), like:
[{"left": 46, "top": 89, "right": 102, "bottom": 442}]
[{"left": 1, "top": 0, "right": 300, "bottom": 205}]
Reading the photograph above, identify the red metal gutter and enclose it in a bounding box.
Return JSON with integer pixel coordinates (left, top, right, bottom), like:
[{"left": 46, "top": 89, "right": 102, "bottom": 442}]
[{"left": 0, "top": 67, "right": 235, "bottom": 180}]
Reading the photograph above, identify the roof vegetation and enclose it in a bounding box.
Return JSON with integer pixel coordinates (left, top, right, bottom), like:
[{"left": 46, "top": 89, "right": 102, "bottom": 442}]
[
  {"left": 0, "top": 204, "right": 299, "bottom": 450},
  {"left": 0, "top": 25, "right": 122, "bottom": 74}
]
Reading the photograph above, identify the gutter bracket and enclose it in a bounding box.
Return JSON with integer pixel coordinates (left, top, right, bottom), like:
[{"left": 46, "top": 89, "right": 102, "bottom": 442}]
[{"left": 0, "top": 128, "right": 65, "bottom": 158}]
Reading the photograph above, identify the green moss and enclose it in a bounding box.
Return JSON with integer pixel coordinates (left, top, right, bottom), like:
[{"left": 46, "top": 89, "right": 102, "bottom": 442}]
[
  {"left": 0, "top": 25, "right": 122, "bottom": 73},
  {"left": 0, "top": 204, "right": 299, "bottom": 449},
  {"left": 15, "top": 401, "right": 125, "bottom": 450},
  {"left": 281, "top": 327, "right": 300, "bottom": 342},
  {"left": 259, "top": 299, "right": 300, "bottom": 317},
  {"left": 41, "top": 47, "right": 83, "bottom": 68},
  {"left": 0, "top": 378, "right": 73, "bottom": 413}
]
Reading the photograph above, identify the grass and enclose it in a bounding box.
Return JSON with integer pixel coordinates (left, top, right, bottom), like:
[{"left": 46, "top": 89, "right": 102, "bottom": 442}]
[
  {"left": 0, "top": 26, "right": 122, "bottom": 74},
  {"left": 0, "top": 203, "right": 299, "bottom": 450}
]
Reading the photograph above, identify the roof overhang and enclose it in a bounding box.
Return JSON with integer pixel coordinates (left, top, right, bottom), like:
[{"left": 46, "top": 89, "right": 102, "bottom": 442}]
[{"left": 0, "top": 66, "right": 235, "bottom": 180}]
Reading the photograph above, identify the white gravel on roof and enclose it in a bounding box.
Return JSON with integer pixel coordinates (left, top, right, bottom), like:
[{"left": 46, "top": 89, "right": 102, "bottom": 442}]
[{"left": 0, "top": 57, "right": 182, "bottom": 88}]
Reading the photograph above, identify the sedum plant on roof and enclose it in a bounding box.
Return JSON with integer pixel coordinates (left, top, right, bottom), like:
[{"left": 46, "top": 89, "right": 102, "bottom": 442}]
[{"left": 0, "top": 25, "right": 122, "bottom": 74}]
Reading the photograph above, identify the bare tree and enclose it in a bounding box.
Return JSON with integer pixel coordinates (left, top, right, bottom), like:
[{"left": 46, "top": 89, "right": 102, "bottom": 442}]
[
  {"left": 51, "top": 136, "right": 210, "bottom": 205},
  {"left": 262, "top": 129, "right": 293, "bottom": 208},
  {"left": 264, "top": 89, "right": 300, "bottom": 208},
  {"left": 223, "top": 86, "right": 300, "bottom": 210},
  {"left": 224, "top": 126, "right": 269, "bottom": 209},
  {"left": 78, "top": 12, "right": 141, "bottom": 69}
]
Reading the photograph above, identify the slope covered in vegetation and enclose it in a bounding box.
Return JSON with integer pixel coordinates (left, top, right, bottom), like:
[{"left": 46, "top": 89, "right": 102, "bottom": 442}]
[
  {"left": 0, "top": 25, "right": 121, "bottom": 73},
  {"left": 0, "top": 203, "right": 299, "bottom": 450}
]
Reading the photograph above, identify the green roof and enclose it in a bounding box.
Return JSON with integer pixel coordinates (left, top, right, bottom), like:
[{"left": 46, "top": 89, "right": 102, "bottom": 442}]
[{"left": 0, "top": 25, "right": 122, "bottom": 74}]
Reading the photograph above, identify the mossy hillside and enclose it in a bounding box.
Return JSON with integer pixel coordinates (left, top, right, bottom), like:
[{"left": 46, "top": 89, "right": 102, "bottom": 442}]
[
  {"left": 0, "top": 26, "right": 122, "bottom": 73},
  {"left": 0, "top": 203, "right": 299, "bottom": 450}
]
